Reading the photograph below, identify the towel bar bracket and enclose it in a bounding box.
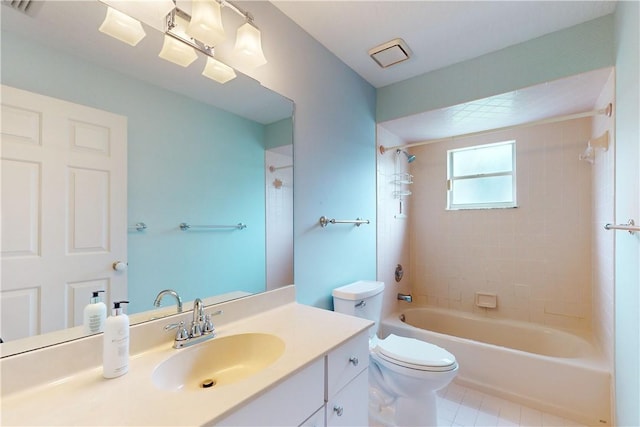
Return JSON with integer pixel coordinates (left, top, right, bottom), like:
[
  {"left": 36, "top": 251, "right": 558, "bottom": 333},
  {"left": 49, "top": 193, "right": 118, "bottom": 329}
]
[{"left": 604, "top": 219, "right": 639, "bottom": 235}]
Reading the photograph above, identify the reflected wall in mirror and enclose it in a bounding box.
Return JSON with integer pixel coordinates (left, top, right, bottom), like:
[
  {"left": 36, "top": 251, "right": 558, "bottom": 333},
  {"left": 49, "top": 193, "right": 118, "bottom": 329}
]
[{"left": 0, "top": 1, "right": 293, "bottom": 355}]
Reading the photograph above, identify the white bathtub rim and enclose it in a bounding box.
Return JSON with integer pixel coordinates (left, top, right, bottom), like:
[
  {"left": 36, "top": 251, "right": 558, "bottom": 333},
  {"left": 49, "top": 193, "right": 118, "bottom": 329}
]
[{"left": 387, "top": 306, "right": 608, "bottom": 369}]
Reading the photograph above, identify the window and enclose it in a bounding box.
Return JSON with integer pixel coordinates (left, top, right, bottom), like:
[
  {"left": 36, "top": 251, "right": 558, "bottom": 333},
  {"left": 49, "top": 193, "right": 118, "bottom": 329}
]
[{"left": 447, "top": 140, "right": 516, "bottom": 210}]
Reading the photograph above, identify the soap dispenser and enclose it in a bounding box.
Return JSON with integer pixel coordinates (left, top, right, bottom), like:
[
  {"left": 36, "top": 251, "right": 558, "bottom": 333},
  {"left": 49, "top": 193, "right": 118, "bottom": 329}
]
[
  {"left": 103, "top": 301, "right": 130, "bottom": 379},
  {"left": 83, "top": 290, "right": 106, "bottom": 334}
]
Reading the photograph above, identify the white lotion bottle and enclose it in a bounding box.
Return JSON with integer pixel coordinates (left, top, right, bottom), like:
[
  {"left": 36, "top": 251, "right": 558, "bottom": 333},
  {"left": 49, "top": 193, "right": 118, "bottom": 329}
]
[
  {"left": 83, "top": 290, "right": 106, "bottom": 334},
  {"left": 103, "top": 301, "right": 130, "bottom": 379}
]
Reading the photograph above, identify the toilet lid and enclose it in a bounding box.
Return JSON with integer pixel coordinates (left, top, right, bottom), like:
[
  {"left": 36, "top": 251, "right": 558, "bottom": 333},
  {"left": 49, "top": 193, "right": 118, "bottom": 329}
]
[{"left": 373, "top": 334, "right": 457, "bottom": 371}]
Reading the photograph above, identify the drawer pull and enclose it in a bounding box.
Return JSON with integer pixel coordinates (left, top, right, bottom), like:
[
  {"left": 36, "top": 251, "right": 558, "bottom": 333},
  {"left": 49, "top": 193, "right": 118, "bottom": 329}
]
[
  {"left": 333, "top": 405, "right": 344, "bottom": 417},
  {"left": 349, "top": 356, "right": 359, "bottom": 366}
]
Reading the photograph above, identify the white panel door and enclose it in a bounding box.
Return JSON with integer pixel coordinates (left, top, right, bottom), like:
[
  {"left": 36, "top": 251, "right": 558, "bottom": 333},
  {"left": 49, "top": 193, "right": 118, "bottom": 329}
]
[{"left": 1, "top": 85, "right": 127, "bottom": 341}]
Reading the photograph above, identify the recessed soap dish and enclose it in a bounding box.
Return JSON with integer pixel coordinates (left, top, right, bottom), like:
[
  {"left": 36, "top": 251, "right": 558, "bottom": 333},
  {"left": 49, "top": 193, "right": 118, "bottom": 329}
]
[{"left": 475, "top": 292, "right": 497, "bottom": 308}]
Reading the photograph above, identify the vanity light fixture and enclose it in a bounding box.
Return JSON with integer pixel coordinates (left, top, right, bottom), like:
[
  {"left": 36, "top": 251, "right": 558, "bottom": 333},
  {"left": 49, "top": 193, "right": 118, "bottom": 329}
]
[
  {"left": 162, "top": 7, "right": 237, "bottom": 83},
  {"left": 159, "top": 34, "right": 198, "bottom": 67},
  {"left": 233, "top": 19, "right": 267, "bottom": 68},
  {"left": 187, "top": 0, "right": 226, "bottom": 48},
  {"left": 99, "top": 7, "right": 146, "bottom": 46},
  {"left": 98, "top": 0, "right": 267, "bottom": 84},
  {"left": 202, "top": 56, "right": 237, "bottom": 84},
  {"left": 100, "top": 0, "right": 175, "bottom": 33},
  {"left": 159, "top": 13, "right": 199, "bottom": 67}
]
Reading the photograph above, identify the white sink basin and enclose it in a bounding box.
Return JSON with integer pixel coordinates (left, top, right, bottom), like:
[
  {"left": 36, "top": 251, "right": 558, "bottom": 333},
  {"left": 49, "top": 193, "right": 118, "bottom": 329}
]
[{"left": 152, "top": 333, "right": 285, "bottom": 391}]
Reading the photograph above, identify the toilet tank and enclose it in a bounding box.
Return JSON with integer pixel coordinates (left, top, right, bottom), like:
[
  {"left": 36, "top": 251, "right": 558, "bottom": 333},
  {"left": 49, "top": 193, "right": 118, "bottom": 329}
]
[{"left": 332, "top": 281, "right": 385, "bottom": 338}]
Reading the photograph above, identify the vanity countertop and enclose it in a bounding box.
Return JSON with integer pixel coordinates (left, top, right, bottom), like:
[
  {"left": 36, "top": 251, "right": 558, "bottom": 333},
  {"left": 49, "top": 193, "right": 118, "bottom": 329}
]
[{"left": 1, "top": 301, "right": 372, "bottom": 426}]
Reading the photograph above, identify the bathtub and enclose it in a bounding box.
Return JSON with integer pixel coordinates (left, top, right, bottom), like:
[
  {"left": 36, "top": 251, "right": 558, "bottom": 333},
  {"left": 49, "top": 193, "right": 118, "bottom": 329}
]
[{"left": 381, "top": 307, "right": 611, "bottom": 426}]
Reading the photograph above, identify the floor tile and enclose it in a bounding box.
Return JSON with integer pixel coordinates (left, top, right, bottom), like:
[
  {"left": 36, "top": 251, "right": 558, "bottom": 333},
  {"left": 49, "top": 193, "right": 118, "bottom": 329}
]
[{"left": 432, "top": 382, "right": 586, "bottom": 427}]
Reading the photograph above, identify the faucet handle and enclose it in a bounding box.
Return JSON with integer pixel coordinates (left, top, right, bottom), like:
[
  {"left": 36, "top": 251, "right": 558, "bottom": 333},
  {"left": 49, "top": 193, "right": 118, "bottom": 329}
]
[
  {"left": 203, "top": 310, "right": 223, "bottom": 334},
  {"left": 203, "top": 314, "right": 215, "bottom": 334},
  {"left": 165, "top": 321, "right": 189, "bottom": 341}
]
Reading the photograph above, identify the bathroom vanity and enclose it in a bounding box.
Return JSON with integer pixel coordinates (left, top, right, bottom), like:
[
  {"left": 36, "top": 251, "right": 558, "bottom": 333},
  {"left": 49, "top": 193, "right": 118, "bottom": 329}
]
[{"left": 0, "top": 286, "right": 372, "bottom": 426}]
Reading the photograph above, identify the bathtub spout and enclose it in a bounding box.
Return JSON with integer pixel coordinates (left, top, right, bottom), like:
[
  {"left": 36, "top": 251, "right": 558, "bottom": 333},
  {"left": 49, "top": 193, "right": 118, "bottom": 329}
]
[{"left": 397, "top": 293, "right": 412, "bottom": 303}]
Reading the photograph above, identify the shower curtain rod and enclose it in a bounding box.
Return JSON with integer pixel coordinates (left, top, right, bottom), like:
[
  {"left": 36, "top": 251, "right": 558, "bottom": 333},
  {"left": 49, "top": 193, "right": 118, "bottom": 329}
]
[{"left": 379, "top": 103, "right": 613, "bottom": 154}]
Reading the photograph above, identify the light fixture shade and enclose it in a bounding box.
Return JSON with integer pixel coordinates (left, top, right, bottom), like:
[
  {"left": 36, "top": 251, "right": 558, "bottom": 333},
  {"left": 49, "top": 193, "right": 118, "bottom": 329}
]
[
  {"left": 202, "top": 56, "right": 237, "bottom": 84},
  {"left": 186, "top": 0, "right": 226, "bottom": 47},
  {"left": 233, "top": 21, "right": 267, "bottom": 68},
  {"left": 159, "top": 35, "right": 198, "bottom": 67},
  {"left": 99, "top": 0, "right": 175, "bottom": 32},
  {"left": 99, "top": 6, "right": 146, "bottom": 46}
]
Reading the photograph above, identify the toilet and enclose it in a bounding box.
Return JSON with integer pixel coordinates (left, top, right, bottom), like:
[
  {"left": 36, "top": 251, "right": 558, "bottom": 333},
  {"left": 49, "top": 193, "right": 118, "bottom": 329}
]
[{"left": 332, "top": 281, "right": 458, "bottom": 427}]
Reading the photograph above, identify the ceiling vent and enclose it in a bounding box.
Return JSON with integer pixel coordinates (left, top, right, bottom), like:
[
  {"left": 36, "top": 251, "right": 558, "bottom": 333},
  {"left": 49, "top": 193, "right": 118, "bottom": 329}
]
[
  {"left": 368, "top": 38, "right": 412, "bottom": 68},
  {"left": 2, "top": 0, "right": 42, "bottom": 16}
]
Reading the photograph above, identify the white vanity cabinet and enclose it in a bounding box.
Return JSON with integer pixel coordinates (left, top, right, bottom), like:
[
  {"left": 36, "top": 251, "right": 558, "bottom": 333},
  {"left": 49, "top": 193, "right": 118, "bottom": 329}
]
[
  {"left": 325, "top": 331, "right": 370, "bottom": 426},
  {"left": 300, "top": 406, "right": 325, "bottom": 427},
  {"left": 326, "top": 369, "right": 369, "bottom": 426},
  {"left": 214, "top": 358, "right": 325, "bottom": 426},
  {"left": 215, "top": 330, "right": 370, "bottom": 427}
]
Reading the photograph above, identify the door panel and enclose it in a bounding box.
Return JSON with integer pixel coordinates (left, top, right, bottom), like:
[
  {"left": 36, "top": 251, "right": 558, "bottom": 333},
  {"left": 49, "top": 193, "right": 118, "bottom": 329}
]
[{"left": 1, "top": 85, "right": 127, "bottom": 341}]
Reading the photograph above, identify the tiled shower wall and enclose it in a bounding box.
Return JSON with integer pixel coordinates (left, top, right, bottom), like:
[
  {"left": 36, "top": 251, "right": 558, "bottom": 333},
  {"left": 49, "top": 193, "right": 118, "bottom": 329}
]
[
  {"left": 377, "top": 127, "right": 412, "bottom": 319},
  {"left": 591, "top": 70, "right": 615, "bottom": 366},
  {"left": 265, "top": 148, "right": 294, "bottom": 290},
  {"left": 408, "top": 118, "right": 593, "bottom": 331}
]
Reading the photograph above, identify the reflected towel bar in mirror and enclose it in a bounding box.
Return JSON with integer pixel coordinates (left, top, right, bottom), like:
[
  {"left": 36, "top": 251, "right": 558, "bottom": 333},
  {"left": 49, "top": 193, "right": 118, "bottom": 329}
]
[
  {"left": 319, "top": 216, "right": 370, "bottom": 228},
  {"left": 179, "top": 222, "right": 247, "bottom": 231},
  {"left": 129, "top": 222, "right": 147, "bottom": 232},
  {"left": 269, "top": 165, "right": 293, "bottom": 172}
]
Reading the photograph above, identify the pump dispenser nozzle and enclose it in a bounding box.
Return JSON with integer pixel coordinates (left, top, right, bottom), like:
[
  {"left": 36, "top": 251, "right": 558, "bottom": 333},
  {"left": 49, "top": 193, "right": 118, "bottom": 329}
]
[
  {"left": 84, "top": 290, "right": 107, "bottom": 334},
  {"left": 112, "top": 300, "right": 129, "bottom": 316},
  {"left": 90, "top": 290, "right": 105, "bottom": 304}
]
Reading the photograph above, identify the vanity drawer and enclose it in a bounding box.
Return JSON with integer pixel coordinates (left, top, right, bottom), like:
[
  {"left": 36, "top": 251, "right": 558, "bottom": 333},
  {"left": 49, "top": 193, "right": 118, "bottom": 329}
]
[
  {"left": 326, "top": 369, "right": 369, "bottom": 427},
  {"left": 326, "top": 330, "right": 368, "bottom": 398}
]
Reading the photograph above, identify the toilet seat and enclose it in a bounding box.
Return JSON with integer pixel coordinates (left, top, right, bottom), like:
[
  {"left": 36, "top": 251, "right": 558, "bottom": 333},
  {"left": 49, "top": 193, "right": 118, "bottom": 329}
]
[{"left": 372, "top": 334, "right": 457, "bottom": 372}]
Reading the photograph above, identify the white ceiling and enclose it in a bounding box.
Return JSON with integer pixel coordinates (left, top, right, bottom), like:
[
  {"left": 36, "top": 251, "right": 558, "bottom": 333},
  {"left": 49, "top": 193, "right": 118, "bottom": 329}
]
[
  {"left": 272, "top": 1, "right": 617, "bottom": 144},
  {"left": 272, "top": 1, "right": 616, "bottom": 89}
]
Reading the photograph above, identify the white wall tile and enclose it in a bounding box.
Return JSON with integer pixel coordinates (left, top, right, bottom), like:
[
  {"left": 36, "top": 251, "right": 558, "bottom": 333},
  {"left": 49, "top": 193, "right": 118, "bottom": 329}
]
[{"left": 406, "top": 118, "right": 594, "bottom": 331}]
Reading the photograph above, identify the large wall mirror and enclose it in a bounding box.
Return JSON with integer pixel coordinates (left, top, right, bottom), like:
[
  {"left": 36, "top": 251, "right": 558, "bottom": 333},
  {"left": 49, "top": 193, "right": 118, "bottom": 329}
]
[{"left": 1, "top": 1, "right": 294, "bottom": 355}]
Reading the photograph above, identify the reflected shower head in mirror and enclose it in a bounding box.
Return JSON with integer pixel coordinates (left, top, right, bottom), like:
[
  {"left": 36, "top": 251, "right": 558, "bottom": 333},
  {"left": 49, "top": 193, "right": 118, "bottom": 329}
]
[{"left": 396, "top": 149, "right": 416, "bottom": 163}]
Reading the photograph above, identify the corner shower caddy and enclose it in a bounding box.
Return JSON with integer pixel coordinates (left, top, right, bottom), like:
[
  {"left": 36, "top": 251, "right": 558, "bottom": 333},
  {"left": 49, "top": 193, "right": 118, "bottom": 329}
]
[
  {"left": 392, "top": 172, "right": 413, "bottom": 199},
  {"left": 392, "top": 150, "right": 413, "bottom": 219}
]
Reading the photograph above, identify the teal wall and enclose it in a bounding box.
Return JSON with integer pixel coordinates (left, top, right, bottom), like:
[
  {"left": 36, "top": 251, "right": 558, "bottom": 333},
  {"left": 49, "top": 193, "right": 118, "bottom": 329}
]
[
  {"left": 265, "top": 117, "right": 293, "bottom": 149},
  {"left": 1, "top": 32, "right": 266, "bottom": 314},
  {"left": 377, "top": 15, "right": 615, "bottom": 123},
  {"left": 614, "top": 2, "right": 640, "bottom": 425},
  {"left": 245, "top": 2, "right": 378, "bottom": 309}
]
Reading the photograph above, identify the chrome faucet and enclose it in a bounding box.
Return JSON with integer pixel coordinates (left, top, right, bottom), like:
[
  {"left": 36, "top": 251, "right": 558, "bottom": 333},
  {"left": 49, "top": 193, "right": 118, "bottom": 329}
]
[
  {"left": 164, "top": 298, "right": 222, "bottom": 349},
  {"left": 397, "top": 293, "right": 413, "bottom": 303},
  {"left": 153, "top": 289, "right": 183, "bottom": 313},
  {"left": 190, "top": 298, "right": 204, "bottom": 337}
]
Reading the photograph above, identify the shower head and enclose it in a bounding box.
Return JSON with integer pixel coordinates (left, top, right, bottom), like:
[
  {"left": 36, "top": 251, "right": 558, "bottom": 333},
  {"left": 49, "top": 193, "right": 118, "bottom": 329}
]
[{"left": 397, "top": 149, "right": 416, "bottom": 163}]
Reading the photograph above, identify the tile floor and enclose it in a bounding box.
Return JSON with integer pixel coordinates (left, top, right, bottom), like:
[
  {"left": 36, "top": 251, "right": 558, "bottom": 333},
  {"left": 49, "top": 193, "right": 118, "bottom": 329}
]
[{"left": 437, "top": 382, "right": 586, "bottom": 427}]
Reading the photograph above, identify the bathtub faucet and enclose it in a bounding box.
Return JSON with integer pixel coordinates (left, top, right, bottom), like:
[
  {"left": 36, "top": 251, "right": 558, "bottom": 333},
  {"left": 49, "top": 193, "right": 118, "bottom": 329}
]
[{"left": 397, "top": 293, "right": 412, "bottom": 303}]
